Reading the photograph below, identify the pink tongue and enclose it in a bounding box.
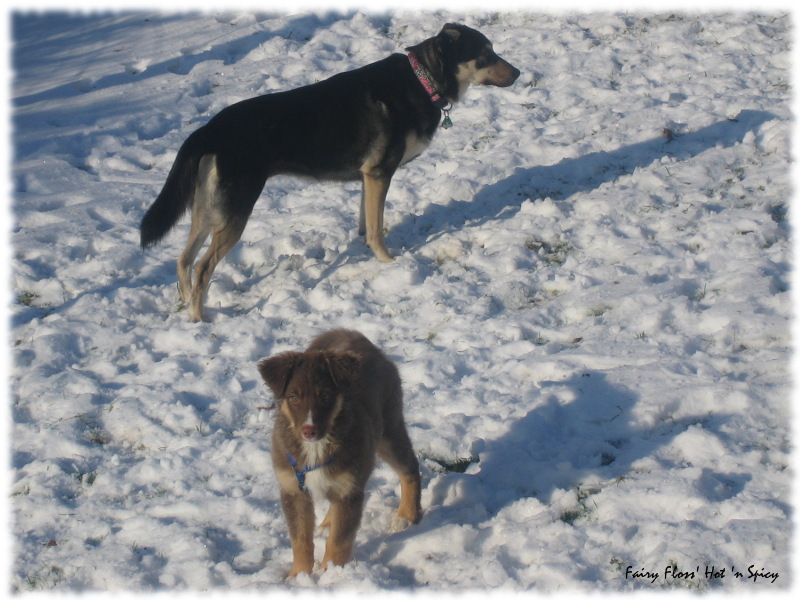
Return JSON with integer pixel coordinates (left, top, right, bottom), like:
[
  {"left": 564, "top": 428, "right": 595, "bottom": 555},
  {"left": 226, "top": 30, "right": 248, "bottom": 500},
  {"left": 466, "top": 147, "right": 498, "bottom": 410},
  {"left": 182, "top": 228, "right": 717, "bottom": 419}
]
[{"left": 301, "top": 425, "right": 317, "bottom": 440}]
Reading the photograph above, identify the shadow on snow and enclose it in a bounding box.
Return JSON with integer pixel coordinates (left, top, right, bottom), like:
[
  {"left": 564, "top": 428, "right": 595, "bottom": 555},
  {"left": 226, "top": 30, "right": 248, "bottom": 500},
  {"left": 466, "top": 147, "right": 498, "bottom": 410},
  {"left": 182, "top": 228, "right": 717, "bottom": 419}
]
[{"left": 393, "top": 108, "right": 778, "bottom": 250}]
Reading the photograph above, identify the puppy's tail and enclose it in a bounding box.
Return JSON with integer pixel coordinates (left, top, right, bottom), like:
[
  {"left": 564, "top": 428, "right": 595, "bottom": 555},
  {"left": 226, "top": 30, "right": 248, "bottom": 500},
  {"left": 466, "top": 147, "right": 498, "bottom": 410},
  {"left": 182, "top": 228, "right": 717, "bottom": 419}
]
[{"left": 140, "top": 129, "right": 207, "bottom": 249}]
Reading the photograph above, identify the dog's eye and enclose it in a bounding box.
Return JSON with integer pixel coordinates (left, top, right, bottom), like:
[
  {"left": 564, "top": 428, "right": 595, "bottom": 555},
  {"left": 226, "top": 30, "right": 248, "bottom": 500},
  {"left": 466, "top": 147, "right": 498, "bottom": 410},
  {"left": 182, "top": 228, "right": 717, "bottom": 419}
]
[
  {"left": 319, "top": 392, "right": 332, "bottom": 406},
  {"left": 286, "top": 394, "right": 300, "bottom": 407},
  {"left": 476, "top": 51, "right": 498, "bottom": 69}
]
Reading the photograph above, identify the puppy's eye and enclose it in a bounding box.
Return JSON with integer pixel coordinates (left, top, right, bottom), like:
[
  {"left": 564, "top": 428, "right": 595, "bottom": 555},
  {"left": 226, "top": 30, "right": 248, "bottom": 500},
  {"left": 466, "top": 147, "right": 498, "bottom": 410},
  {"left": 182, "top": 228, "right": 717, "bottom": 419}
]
[
  {"left": 286, "top": 394, "right": 300, "bottom": 407},
  {"left": 319, "top": 392, "right": 332, "bottom": 406}
]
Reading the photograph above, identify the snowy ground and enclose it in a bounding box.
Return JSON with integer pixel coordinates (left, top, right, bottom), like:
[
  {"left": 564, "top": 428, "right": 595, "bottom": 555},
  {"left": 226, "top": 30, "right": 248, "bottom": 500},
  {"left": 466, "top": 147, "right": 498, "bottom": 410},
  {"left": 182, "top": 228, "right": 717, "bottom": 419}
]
[{"left": 7, "top": 6, "right": 794, "bottom": 593}]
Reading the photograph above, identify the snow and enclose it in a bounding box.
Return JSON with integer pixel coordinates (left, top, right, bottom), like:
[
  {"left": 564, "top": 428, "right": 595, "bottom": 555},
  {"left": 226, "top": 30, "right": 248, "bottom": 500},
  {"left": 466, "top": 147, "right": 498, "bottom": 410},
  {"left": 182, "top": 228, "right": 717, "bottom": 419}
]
[{"left": 6, "top": 4, "right": 794, "bottom": 594}]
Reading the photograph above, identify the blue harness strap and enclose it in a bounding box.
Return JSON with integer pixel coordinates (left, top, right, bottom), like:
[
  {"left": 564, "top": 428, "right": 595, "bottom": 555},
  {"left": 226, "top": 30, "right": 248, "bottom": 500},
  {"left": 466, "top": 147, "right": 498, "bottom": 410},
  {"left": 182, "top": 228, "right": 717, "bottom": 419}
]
[{"left": 287, "top": 452, "right": 335, "bottom": 493}]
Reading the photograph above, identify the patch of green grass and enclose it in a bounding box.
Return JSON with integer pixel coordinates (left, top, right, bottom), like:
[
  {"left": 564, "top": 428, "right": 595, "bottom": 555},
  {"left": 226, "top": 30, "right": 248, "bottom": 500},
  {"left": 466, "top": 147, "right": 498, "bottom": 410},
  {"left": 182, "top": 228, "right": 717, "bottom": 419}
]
[
  {"left": 73, "top": 470, "right": 97, "bottom": 486},
  {"left": 589, "top": 305, "right": 612, "bottom": 317},
  {"left": 24, "top": 565, "right": 66, "bottom": 591},
  {"left": 693, "top": 284, "right": 708, "bottom": 302},
  {"left": 17, "top": 291, "right": 40, "bottom": 306},
  {"left": 560, "top": 507, "right": 587, "bottom": 525},
  {"left": 525, "top": 238, "right": 573, "bottom": 265},
  {"left": 560, "top": 484, "right": 602, "bottom": 525},
  {"left": 421, "top": 452, "right": 479, "bottom": 473}
]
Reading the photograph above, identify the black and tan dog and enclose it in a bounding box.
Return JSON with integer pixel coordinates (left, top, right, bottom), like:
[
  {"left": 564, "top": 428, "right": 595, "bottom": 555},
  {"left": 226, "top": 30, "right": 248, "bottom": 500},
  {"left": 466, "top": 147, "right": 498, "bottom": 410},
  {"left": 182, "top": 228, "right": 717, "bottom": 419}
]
[
  {"left": 140, "top": 23, "right": 520, "bottom": 321},
  {"left": 257, "top": 329, "right": 421, "bottom": 576}
]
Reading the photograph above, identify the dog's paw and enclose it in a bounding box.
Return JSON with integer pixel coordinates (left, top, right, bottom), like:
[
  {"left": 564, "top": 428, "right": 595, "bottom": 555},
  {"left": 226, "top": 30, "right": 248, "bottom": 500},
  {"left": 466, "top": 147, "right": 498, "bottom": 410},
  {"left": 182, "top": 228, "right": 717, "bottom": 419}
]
[
  {"left": 366, "top": 239, "right": 395, "bottom": 262},
  {"left": 287, "top": 562, "right": 316, "bottom": 580},
  {"left": 389, "top": 514, "right": 412, "bottom": 533}
]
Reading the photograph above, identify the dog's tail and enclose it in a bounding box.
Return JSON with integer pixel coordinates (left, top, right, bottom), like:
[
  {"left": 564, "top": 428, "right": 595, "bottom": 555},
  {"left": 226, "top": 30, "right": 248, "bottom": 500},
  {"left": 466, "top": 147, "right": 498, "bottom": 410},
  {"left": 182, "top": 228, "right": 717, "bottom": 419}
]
[{"left": 140, "top": 129, "right": 207, "bottom": 249}]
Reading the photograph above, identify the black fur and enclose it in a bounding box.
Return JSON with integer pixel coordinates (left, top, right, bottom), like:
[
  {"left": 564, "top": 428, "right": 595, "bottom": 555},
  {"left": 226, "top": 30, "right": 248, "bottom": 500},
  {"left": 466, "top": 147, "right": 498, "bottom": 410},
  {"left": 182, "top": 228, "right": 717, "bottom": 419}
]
[
  {"left": 139, "top": 23, "right": 519, "bottom": 321},
  {"left": 140, "top": 53, "right": 441, "bottom": 248}
]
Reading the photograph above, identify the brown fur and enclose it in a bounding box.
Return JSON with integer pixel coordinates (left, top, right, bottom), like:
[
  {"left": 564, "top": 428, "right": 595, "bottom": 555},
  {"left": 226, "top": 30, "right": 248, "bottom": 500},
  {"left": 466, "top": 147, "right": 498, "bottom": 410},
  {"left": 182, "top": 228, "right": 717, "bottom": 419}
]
[{"left": 258, "top": 329, "right": 421, "bottom": 576}]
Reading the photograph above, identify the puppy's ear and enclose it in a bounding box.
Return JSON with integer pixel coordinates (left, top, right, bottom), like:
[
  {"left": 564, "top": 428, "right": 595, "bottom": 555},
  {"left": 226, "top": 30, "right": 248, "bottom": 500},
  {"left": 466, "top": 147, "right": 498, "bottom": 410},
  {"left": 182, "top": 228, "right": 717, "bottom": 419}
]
[
  {"left": 257, "top": 352, "right": 302, "bottom": 398},
  {"left": 324, "top": 352, "right": 361, "bottom": 389}
]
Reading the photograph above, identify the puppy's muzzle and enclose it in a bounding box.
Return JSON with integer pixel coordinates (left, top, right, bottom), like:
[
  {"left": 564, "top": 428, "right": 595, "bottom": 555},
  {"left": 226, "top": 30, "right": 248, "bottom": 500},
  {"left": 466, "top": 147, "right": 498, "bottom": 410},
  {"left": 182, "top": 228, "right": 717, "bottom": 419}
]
[{"left": 301, "top": 424, "right": 319, "bottom": 441}]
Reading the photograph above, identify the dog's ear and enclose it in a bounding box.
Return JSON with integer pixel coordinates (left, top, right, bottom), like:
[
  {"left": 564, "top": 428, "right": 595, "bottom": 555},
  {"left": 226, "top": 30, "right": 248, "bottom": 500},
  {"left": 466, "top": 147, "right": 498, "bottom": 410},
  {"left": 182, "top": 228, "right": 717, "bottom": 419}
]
[
  {"left": 323, "top": 351, "right": 361, "bottom": 389},
  {"left": 439, "top": 23, "right": 463, "bottom": 42},
  {"left": 257, "top": 352, "right": 302, "bottom": 398}
]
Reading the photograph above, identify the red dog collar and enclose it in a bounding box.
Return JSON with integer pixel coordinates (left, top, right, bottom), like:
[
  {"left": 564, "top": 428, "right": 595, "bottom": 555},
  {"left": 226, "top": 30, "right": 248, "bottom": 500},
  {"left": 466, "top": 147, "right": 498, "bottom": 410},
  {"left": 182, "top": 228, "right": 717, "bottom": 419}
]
[
  {"left": 408, "top": 52, "right": 444, "bottom": 105},
  {"left": 408, "top": 52, "right": 452, "bottom": 127}
]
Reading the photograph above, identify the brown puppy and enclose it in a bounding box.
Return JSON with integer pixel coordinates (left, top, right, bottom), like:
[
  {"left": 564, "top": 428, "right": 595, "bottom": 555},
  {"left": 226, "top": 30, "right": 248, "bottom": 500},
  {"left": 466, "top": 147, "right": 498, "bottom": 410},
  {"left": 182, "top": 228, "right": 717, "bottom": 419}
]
[{"left": 258, "top": 329, "right": 421, "bottom": 576}]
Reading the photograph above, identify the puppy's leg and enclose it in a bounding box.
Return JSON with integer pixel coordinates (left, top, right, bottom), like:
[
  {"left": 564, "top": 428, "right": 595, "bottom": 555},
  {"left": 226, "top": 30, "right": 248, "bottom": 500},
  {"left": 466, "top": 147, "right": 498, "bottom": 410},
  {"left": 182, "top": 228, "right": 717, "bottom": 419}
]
[
  {"left": 321, "top": 492, "right": 365, "bottom": 569},
  {"left": 189, "top": 218, "right": 246, "bottom": 322},
  {"left": 378, "top": 423, "right": 422, "bottom": 531},
  {"left": 361, "top": 173, "right": 394, "bottom": 262},
  {"left": 280, "top": 489, "right": 316, "bottom": 576}
]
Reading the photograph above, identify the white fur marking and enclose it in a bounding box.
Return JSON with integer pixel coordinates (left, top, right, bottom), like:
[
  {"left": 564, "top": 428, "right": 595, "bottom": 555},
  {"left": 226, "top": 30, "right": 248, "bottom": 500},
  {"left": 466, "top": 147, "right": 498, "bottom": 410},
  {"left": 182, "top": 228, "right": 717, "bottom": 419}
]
[
  {"left": 299, "top": 438, "right": 332, "bottom": 500},
  {"left": 401, "top": 133, "right": 431, "bottom": 166},
  {"left": 390, "top": 514, "right": 412, "bottom": 533},
  {"left": 303, "top": 468, "right": 333, "bottom": 502},
  {"left": 301, "top": 438, "right": 329, "bottom": 466}
]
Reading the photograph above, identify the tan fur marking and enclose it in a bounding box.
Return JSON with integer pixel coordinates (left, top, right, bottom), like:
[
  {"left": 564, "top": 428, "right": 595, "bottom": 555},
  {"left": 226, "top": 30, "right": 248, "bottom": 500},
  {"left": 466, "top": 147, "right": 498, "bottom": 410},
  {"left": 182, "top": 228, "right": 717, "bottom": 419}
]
[
  {"left": 396, "top": 471, "right": 422, "bottom": 524},
  {"left": 359, "top": 130, "right": 389, "bottom": 174},
  {"left": 279, "top": 401, "right": 297, "bottom": 430},
  {"left": 361, "top": 174, "right": 393, "bottom": 262},
  {"left": 400, "top": 132, "right": 431, "bottom": 166},
  {"left": 275, "top": 465, "right": 302, "bottom": 493}
]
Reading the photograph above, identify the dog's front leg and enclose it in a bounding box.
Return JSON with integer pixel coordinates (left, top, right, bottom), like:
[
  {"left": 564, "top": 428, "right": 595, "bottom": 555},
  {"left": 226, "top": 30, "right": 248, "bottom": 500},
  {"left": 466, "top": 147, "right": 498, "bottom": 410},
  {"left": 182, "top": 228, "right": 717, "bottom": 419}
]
[
  {"left": 361, "top": 173, "right": 394, "bottom": 262},
  {"left": 321, "top": 492, "right": 365, "bottom": 569},
  {"left": 358, "top": 187, "right": 366, "bottom": 237},
  {"left": 280, "top": 489, "right": 316, "bottom": 576}
]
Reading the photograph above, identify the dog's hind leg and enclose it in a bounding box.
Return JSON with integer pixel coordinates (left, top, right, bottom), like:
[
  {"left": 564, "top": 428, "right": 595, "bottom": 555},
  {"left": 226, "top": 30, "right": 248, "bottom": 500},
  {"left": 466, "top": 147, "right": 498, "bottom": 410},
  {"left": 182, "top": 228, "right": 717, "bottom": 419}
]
[
  {"left": 188, "top": 217, "right": 247, "bottom": 322},
  {"left": 361, "top": 173, "right": 394, "bottom": 262},
  {"left": 185, "top": 155, "right": 266, "bottom": 322},
  {"left": 177, "top": 209, "right": 211, "bottom": 306},
  {"left": 176, "top": 154, "right": 217, "bottom": 309},
  {"left": 378, "top": 423, "right": 422, "bottom": 531}
]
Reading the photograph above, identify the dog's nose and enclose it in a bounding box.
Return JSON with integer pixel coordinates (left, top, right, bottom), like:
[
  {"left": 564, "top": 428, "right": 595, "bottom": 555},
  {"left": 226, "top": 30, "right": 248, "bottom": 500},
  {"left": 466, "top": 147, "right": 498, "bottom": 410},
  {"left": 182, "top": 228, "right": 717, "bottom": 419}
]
[
  {"left": 301, "top": 425, "right": 318, "bottom": 440},
  {"left": 491, "top": 60, "right": 520, "bottom": 87},
  {"left": 503, "top": 62, "right": 521, "bottom": 85}
]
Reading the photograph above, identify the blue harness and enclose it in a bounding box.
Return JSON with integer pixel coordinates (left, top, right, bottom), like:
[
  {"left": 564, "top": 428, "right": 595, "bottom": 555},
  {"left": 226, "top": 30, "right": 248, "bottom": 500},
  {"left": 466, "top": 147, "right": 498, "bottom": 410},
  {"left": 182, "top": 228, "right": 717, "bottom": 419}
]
[{"left": 287, "top": 452, "right": 335, "bottom": 493}]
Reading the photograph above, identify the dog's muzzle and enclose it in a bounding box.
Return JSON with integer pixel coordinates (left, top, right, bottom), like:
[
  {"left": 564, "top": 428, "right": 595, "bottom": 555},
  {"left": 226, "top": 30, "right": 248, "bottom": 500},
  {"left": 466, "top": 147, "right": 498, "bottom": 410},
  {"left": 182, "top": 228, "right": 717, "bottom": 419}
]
[{"left": 490, "top": 59, "right": 521, "bottom": 87}]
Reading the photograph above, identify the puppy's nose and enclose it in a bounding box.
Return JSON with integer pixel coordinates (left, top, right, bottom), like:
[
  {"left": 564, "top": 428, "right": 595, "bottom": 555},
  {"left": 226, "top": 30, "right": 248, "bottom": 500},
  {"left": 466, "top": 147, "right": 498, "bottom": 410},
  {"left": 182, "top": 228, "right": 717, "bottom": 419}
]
[{"left": 301, "top": 425, "right": 318, "bottom": 440}]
